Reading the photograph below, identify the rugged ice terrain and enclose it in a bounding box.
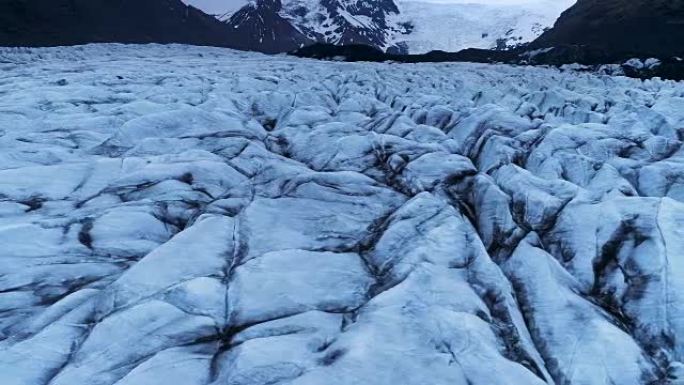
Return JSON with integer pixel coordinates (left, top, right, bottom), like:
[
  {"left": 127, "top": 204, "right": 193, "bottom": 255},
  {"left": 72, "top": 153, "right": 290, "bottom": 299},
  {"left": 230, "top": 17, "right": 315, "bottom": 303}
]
[{"left": 1, "top": 44, "right": 684, "bottom": 385}]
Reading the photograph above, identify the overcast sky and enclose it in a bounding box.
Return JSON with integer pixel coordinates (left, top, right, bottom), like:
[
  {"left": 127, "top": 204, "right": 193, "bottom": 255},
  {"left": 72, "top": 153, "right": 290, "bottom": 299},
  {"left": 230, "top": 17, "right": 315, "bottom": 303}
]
[
  {"left": 183, "top": 0, "right": 548, "bottom": 15},
  {"left": 184, "top": 0, "right": 247, "bottom": 15}
]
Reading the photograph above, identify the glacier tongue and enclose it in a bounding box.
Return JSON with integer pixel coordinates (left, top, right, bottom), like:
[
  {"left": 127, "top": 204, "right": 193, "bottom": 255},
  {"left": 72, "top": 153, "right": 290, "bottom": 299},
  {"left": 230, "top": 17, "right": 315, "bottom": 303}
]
[
  {"left": 391, "top": 0, "right": 576, "bottom": 53},
  {"left": 1, "top": 44, "right": 684, "bottom": 385}
]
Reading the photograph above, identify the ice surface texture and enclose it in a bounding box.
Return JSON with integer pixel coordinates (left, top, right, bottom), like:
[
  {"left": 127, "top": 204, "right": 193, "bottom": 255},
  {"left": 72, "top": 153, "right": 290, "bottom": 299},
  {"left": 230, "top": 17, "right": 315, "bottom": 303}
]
[{"left": 1, "top": 44, "right": 684, "bottom": 385}]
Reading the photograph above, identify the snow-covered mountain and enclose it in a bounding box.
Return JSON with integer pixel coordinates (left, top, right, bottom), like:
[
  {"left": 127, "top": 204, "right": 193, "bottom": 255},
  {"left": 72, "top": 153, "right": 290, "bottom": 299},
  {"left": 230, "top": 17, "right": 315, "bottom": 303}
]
[
  {"left": 2, "top": 43, "right": 684, "bottom": 385},
  {"left": 220, "top": 0, "right": 408, "bottom": 53},
  {"left": 281, "top": 0, "right": 405, "bottom": 51},
  {"left": 223, "top": 0, "right": 312, "bottom": 53},
  {"left": 191, "top": 0, "right": 575, "bottom": 53}
]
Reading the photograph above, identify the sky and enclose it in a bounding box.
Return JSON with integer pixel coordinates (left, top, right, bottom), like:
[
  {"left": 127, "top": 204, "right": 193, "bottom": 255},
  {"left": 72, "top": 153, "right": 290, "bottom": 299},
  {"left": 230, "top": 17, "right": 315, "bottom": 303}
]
[
  {"left": 183, "top": 0, "right": 247, "bottom": 15},
  {"left": 182, "top": 0, "right": 548, "bottom": 15}
]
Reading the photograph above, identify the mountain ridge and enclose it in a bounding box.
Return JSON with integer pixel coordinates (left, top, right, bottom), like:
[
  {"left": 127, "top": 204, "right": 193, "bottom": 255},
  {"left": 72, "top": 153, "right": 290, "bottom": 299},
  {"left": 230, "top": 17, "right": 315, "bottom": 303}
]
[
  {"left": 224, "top": 0, "right": 312, "bottom": 53},
  {"left": 532, "top": 0, "right": 684, "bottom": 58},
  {"left": 0, "top": 0, "right": 240, "bottom": 48},
  {"left": 221, "top": 0, "right": 574, "bottom": 53}
]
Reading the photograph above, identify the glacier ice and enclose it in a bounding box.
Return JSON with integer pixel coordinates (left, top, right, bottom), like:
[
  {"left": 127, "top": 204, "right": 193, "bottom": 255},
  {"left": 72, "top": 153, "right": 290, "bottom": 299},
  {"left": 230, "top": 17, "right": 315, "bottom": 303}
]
[{"left": 1, "top": 44, "right": 684, "bottom": 385}]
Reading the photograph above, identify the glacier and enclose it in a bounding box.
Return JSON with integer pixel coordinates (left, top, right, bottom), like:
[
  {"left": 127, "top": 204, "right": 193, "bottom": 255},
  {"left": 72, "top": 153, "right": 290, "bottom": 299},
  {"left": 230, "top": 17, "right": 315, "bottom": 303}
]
[
  {"left": 1, "top": 44, "right": 684, "bottom": 385},
  {"left": 388, "top": 0, "right": 575, "bottom": 53}
]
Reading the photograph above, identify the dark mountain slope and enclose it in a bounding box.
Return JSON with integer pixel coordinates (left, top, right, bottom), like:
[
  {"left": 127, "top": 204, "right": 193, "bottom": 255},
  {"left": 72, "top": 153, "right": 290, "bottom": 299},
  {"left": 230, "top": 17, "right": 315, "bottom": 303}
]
[
  {"left": 532, "top": 0, "right": 684, "bottom": 57},
  {"left": 0, "top": 0, "right": 237, "bottom": 47}
]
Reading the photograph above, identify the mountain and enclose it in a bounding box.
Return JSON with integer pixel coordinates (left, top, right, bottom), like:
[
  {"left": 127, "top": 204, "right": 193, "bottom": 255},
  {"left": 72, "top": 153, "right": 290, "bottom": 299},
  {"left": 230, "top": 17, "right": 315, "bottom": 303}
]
[
  {"left": 532, "top": 0, "right": 684, "bottom": 58},
  {"left": 6, "top": 0, "right": 683, "bottom": 60},
  {"left": 220, "top": 0, "right": 575, "bottom": 53},
  {"left": 224, "top": 0, "right": 408, "bottom": 53},
  {"left": 0, "top": 0, "right": 575, "bottom": 55},
  {"left": 0, "top": 0, "right": 238, "bottom": 47},
  {"left": 223, "top": 0, "right": 312, "bottom": 53}
]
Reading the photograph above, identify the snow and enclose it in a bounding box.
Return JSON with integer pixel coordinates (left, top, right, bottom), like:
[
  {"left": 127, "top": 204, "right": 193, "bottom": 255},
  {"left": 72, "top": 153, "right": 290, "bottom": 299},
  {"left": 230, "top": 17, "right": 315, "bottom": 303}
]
[
  {"left": 624, "top": 57, "right": 663, "bottom": 70},
  {"left": 1, "top": 44, "right": 684, "bottom": 385},
  {"left": 183, "top": 0, "right": 249, "bottom": 19},
  {"left": 392, "top": 0, "right": 575, "bottom": 52}
]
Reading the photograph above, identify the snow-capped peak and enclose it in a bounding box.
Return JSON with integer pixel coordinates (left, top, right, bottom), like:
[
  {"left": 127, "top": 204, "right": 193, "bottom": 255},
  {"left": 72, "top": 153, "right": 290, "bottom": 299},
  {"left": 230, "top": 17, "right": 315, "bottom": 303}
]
[{"left": 185, "top": 0, "right": 575, "bottom": 53}]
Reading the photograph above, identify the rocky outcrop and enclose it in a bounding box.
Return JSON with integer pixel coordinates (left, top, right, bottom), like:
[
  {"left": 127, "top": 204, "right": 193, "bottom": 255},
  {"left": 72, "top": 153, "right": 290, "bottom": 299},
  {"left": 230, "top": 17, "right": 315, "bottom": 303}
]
[
  {"left": 223, "top": 0, "right": 313, "bottom": 53},
  {"left": 224, "top": 0, "right": 408, "bottom": 53}
]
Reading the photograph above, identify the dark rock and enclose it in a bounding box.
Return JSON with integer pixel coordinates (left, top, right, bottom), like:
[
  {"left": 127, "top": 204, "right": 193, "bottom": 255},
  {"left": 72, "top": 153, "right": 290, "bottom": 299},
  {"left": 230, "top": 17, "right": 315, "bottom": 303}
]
[
  {"left": 290, "top": 43, "right": 516, "bottom": 64},
  {"left": 531, "top": 0, "right": 684, "bottom": 58},
  {"left": 0, "top": 0, "right": 238, "bottom": 48}
]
